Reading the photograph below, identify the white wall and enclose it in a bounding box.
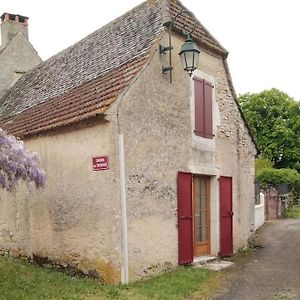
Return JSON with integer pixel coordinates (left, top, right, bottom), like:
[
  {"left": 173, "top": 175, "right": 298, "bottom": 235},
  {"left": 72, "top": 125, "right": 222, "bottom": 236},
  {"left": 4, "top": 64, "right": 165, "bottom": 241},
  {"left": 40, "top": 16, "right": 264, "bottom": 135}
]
[{"left": 254, "top": 193, "right": 265, "bottom": 230}]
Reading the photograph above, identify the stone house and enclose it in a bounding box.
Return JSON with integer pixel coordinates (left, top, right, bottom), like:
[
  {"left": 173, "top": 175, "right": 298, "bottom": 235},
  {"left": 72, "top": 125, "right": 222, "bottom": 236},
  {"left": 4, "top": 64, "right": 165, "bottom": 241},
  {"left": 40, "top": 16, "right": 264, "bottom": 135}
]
[
  {"left": 0, "top": 12, "right": 42, "bottom": 99},
  {"left": 0, "top": 0, "right": 257, "bottom": 283}
]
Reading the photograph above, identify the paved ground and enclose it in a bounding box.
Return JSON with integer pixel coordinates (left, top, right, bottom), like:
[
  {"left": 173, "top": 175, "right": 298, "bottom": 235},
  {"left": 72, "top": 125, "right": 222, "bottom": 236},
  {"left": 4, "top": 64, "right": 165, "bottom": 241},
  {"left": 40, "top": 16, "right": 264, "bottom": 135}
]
[{"left": 211, "top": 219, "right": 300, "bottom": 300}]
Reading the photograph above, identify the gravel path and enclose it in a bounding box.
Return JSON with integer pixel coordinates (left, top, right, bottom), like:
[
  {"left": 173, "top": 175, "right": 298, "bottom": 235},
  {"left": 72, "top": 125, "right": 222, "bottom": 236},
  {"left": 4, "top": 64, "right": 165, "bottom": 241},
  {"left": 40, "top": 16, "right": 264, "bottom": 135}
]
[{"left": 212, "top": 219, "right": 300, "bottom": 300}]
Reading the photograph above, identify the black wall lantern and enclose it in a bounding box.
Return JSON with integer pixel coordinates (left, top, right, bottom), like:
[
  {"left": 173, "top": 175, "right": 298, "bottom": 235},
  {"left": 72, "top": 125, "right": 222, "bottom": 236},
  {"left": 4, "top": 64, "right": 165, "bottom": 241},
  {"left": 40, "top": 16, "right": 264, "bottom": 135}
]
[{"left": 160, "top": 10, "right": 200, "bottom": 83}]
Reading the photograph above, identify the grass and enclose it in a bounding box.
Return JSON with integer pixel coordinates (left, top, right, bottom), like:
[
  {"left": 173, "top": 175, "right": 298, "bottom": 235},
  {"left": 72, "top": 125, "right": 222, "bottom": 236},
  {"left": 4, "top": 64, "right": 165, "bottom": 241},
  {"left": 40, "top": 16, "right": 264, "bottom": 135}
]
[
  {"left": 287, "top": 206, "right": 300, "bottom": 219},
  {"left": 236, "top": 247, "right": 255, "bottom": 256},
  {"left": 0, "top": 255, "right": 220, "bottom": 300},
  {"left": 272, "top": 289, "right": 296, "bottom": 300},
  {"left": 125, "top": 267, "right": 216, "bottom": 300}
]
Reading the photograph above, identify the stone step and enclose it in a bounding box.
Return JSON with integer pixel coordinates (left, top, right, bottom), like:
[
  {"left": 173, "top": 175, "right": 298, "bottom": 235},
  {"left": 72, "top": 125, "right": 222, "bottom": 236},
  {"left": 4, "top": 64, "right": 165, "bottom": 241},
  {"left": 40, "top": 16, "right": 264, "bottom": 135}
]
[
  {"left": 192, "top": 255, "right": 218, "bottom": 266},
  {"left": 194, "top": 259, "right": 234, "bottom": 271}
]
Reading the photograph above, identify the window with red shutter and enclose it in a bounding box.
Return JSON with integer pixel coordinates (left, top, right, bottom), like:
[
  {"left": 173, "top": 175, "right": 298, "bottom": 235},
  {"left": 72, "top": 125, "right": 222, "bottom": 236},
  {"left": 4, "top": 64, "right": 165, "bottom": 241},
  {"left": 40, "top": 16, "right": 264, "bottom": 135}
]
[{"left": 194, "top": 77, "right": 213, "bottom": 138}]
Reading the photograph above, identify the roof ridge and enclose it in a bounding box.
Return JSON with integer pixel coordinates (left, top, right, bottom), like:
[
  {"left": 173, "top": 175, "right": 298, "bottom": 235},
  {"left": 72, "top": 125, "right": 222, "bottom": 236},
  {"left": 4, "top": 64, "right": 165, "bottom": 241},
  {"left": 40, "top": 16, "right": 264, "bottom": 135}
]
[{"left": 157, "top": 0, "right": 171, "bottom": 25}]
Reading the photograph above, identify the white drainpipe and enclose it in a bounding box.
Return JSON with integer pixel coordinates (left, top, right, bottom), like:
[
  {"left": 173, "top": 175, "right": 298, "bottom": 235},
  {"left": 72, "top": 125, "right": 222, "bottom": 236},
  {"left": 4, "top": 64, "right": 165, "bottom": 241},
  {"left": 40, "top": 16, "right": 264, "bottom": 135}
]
[{"left": 118, "top": 133, "right": 129, "bottom": 284}]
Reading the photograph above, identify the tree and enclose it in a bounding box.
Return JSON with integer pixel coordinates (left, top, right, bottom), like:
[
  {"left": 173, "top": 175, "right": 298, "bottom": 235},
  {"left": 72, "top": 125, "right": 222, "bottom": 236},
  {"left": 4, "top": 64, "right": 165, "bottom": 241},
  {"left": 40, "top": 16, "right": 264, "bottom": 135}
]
[
  {"left": 0, "top": 129, "right": 45, "bottom": 191},
  {"left": 239, "top": 89, "right": 300, "bottom": 171},
  {"left": 255, "top": 157, "right": 273, "bottom": 176}
]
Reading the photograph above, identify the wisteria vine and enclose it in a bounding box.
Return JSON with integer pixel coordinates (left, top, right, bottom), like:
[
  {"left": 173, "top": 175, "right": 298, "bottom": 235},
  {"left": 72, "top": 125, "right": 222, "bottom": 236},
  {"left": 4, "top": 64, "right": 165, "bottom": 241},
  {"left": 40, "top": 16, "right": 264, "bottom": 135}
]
[{"left": 0, "top": 129, "right": 46, "bottom": 191}]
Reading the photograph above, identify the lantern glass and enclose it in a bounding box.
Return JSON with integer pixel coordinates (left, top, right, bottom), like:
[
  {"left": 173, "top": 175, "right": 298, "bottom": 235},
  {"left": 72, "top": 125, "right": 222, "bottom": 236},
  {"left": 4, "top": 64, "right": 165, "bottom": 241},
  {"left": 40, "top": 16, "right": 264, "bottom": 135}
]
[{"left": 179, "top": 38, "right": 200, "bottom": 76}]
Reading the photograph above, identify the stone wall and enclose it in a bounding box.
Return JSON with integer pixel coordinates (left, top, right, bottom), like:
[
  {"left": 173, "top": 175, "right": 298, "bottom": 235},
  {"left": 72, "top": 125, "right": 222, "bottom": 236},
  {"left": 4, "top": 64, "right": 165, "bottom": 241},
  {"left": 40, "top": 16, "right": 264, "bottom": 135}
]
[
  {"left": 0, "top": 120, "right": 123, "bottom": 283},
  {"left": 0, "top": 29, "right": 41, "bottom": 99},
  {"left": 263, "top": 187, "right": 281, "bottom": 220},
  {"left": 107, "top": 31, "right": 256, "bottom": 279}
]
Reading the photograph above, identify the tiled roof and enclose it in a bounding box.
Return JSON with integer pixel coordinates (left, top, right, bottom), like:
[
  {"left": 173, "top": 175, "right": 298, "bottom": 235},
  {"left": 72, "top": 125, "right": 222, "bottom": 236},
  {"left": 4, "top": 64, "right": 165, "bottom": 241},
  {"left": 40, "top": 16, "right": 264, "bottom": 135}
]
[
  {"left": 0, "top": 0, "right": 227, "bottom": 138},
  {"left": 1, "top": 57, "right": 148, "bottom": 137}
]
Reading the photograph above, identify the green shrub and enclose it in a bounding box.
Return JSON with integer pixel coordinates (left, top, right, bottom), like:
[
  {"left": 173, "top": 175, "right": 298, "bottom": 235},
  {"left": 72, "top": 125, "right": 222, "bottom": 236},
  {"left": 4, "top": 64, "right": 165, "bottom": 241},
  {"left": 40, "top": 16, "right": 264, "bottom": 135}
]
[
  {"left": 256, "top": 168, "right": 300, "bottom": 190},
  {"left": 255, "top": 157, "right": 274, "bottom": 176}
]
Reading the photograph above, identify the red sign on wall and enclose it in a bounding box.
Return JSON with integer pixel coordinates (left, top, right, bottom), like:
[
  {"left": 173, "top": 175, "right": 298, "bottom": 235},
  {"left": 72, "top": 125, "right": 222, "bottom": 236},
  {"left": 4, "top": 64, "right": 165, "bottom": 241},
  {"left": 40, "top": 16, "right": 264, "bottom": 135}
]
[{"left": 92, "top": 156, "right": 109, "bottom": 171}]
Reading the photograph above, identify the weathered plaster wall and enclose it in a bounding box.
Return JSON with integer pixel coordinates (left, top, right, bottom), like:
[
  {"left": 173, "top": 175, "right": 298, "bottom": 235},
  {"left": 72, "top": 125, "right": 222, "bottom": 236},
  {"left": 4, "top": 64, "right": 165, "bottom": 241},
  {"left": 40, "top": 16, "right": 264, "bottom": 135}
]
[
  {"left": 107, "top": 31, "right": 256, "bottom": 280},
  {"left": 0, "top": 120, "right": 122, "bottom": 283},
  {"left": 0, "top": 33, "right": 41, "bottom": 99},
  {"left": 106, "top": 33, "right": 196, "bottom": 280}
]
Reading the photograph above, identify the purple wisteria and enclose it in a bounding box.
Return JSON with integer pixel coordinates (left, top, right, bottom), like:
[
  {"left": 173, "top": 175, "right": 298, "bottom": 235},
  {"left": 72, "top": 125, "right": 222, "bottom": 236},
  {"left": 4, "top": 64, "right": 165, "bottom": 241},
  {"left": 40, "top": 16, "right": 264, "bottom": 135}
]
[{"left": 0, "top": 129, "right": 45, "bottom": 191}]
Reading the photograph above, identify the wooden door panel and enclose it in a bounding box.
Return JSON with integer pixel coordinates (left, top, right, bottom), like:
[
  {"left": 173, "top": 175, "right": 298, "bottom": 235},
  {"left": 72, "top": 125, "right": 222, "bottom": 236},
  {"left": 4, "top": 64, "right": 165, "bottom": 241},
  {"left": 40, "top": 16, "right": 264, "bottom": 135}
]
[
  {"left": 193, "top": 176, "right": 210, "bottom": 256},
  {"left": 220, "top": 176, "right": 233, "bottom": 256},
  {"left": 178, "top": 172, "right": 193, "bottom": 265}
]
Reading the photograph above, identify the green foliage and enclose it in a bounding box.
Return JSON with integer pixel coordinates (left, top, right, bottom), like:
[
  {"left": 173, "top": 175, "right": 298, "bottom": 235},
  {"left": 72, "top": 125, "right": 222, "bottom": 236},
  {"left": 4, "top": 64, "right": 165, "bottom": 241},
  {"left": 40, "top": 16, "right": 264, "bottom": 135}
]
[
  {"left": 256, "top": 168, "right": 300, "bottom": 190},
  {"left": 0, "top": 255, "right": 106, "bottom": 299},
  {"left": 239, "top": 89, "right": 300, "bottom": 171},
  {"left": 237, "top": 247, "right": 255, "bottom": 256},
  {"left": 287, "top": 206, "right": 300, "bottom": 219},
  {"left": 255, "top": 157, "right": 273, "bottom": 176}
]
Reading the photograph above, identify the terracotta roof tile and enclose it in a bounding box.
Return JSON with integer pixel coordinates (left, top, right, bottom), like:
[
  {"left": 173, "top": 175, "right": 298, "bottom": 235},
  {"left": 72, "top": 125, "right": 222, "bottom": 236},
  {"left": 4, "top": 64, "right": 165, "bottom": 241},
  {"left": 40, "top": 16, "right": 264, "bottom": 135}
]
[{"left": 0, "top": 56, "right": 148, "bottom": 137}]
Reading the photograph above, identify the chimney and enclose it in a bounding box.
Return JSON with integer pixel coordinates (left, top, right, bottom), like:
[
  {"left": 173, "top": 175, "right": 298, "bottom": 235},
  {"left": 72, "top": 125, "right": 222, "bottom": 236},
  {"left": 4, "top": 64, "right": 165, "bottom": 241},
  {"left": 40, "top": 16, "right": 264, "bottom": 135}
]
[{"left": 1, "top": 12, "right": 29, "bottom": 49}]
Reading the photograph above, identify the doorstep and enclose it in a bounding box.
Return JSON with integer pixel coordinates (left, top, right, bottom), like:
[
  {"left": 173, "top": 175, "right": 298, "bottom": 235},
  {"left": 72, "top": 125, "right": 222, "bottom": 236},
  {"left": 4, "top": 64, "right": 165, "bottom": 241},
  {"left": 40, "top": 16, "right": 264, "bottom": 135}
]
[
  {"left": 196, "top": 260, "right": 234, "bottom": 271},
  {"left": 192, "top": 255, "right": 218, "bottom": 266},
  {"left": 192, "top": 256, "right": 234, "bottom": 271}
]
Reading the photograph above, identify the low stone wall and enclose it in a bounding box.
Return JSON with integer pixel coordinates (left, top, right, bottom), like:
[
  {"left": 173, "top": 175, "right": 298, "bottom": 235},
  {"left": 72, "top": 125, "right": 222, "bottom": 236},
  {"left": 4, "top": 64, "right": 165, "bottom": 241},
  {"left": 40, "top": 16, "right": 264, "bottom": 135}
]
[{"left": 264, "top": 188, "right": 281, "bottom": 220}]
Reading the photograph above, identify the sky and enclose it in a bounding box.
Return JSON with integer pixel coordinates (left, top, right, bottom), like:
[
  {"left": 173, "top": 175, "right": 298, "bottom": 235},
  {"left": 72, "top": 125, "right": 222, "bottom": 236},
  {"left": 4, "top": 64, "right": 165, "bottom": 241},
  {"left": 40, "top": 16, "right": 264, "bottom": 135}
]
[{"left": 1, "top": 0, "right": 300, "bottom": 100}]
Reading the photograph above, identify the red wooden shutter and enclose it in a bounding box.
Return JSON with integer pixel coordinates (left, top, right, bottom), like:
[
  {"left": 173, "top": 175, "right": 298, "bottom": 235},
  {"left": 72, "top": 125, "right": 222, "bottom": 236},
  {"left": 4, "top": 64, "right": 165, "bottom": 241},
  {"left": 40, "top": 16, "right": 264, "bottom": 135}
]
[
  {"left": 194, "top": 77, "right": 204, "bottom": 136},
  {"left": 194, "top": 77, "right": 213, "bottom": 138},
  {"left": 178, "top": 172, "right": 193, "bottom": 265},
  {"left": 220, "top": 176, "right": 233, "bottom": 256},
  {"left": 204, "top": 81, "right": 213, "bottom": 138}
]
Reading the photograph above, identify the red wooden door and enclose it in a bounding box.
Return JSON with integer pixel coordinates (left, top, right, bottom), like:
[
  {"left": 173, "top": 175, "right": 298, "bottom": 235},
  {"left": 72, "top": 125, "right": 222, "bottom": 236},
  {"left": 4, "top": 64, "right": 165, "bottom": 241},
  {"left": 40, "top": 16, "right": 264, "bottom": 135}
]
[
  {"left": 178, "top": 172, "right": 193, "bottom": 265},
  {"left": 220, "top": 176, "right": 233, "bottom": 256}
]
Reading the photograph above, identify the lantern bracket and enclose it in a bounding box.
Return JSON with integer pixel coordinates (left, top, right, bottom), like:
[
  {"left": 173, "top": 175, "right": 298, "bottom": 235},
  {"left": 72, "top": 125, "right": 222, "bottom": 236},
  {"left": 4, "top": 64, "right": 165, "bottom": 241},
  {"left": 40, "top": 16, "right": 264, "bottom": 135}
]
[{"left": 159, "top": 10, "right": 197, "bottom": 83}]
